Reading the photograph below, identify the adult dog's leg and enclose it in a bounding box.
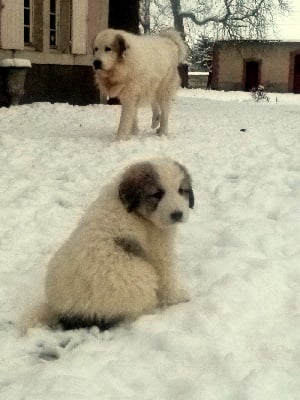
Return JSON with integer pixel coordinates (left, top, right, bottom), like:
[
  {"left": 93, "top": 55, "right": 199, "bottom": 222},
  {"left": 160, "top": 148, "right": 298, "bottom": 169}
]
[
  {"left": 117, "top": 102, "right": 136, "bottom": 140},
  {"left": 132, "top": 111, "right": 139, "bottom": 135},
  {"left": 157, "top": 99, "right": 170, "bottom": 136},
  {"left": 151, "top": 101, "right": 161, "bottom": 129}
]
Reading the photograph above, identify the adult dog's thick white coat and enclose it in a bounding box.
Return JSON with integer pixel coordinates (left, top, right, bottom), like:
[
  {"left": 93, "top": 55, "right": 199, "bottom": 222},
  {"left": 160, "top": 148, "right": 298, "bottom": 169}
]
[
  {"left": 26, "top": 159, "right": 194, "bottom": 331},
  {"left": 93, "top": 29, "right": 186, "bottom": 140}
]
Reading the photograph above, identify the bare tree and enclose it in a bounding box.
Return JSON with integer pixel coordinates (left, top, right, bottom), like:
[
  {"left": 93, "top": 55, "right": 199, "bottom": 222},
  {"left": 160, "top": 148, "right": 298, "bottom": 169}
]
[
  {"left": 140, "top": 0, "right": 290, "bottom": 40},
  {"left": 140, "top": 0, "right": 173, "bottom": 33},
  {"left": 169, "top": 0, "right": 290, "bottom": 39}
]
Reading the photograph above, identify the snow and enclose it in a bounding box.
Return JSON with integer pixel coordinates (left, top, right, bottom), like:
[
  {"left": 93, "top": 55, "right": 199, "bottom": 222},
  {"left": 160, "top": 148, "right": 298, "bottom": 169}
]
[
  {"left": 188, "top": 71, "right": 209, "bottom": 76},
  {"left": 0, "top": 58, "right": 32, "bottom": 68},
  {"left": 0, "top": 89, "right": 299, "bottom": 400}
]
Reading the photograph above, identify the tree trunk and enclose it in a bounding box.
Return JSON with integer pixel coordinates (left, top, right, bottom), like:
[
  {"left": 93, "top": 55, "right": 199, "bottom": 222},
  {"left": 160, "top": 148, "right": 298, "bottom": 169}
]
[
  {"left": 169, "top": 0, "right": 185, "bottom": 34},
  {"left": 169, "top": 0, "right": 188, "bottom": 88}
]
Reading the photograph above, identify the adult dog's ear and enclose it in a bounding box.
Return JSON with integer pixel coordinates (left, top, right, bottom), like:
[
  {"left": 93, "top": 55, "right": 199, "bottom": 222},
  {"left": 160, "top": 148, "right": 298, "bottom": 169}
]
[
  {"left": 91, "top": 34, "right": 97, "bottom": 55},
  {"left": 119, "top": 162, "right": 159, "bottom": 213},
  {"left": 114, "top": 34, "right": 128, "bottom": 58}
]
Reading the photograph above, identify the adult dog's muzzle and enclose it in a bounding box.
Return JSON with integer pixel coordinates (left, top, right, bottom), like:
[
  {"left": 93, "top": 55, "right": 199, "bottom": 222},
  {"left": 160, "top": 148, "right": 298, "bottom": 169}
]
[{"left": 93, "top": 60, "right": 102, "bottom": 70}]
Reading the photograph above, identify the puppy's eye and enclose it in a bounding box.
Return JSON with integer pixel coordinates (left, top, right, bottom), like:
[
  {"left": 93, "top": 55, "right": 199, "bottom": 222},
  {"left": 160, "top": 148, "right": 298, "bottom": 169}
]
[
  {"left": 94, "top": 47, "right": 98, "bottom": 52},
  {"left": 149, "top": 191, "right": 164, "bottom": 200},
  {"left": 105, "top": 46, "right": 112, "bottom": 52}
]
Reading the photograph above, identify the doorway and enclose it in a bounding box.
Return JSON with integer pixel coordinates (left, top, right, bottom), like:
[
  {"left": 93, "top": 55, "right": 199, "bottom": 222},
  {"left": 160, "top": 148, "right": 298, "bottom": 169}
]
[
  {"left": 293, "top": 54, "right": 300, "bottom": 93},
  {"left": 245, "top": 61, "right": 260, "bottom": 91}
]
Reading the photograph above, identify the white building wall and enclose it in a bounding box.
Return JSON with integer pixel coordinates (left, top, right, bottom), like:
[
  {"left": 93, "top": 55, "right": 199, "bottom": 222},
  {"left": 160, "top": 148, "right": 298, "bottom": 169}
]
[
  {"left": 0, "top": 0, "right": 108, "bottom": 64},
  {"left": 1, "top": 0, "right": 24, "bottom": 50},
  {"left": 71, "top": 0, "right": 88, "bottom": 54}
]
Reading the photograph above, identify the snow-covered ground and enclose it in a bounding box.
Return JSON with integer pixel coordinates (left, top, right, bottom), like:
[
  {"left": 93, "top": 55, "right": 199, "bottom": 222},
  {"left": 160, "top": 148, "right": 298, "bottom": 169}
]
[{"left": 0, "top": 89, "right": 299, "bottom": 399}]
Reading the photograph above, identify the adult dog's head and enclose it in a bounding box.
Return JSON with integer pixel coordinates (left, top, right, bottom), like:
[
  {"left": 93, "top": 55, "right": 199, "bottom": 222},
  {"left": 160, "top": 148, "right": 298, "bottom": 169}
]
[
  {"left": 119, "top": 159, "right": 194, "bottom": 229},
  {"left": 93, "top": 29, "right": 128, "bottom": 72}
]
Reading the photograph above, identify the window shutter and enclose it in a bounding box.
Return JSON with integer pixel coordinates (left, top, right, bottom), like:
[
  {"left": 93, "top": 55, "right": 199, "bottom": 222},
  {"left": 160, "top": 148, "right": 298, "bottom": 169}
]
[
  {"left": 71, "top": 0, "right": 88, "bottom": 54},
  {"left": 1, "top": 0, "right": 24, "bottom": 49}
]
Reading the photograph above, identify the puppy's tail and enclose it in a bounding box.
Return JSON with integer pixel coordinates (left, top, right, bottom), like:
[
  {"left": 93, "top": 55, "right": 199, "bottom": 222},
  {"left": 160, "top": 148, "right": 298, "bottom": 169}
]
[
  {"left": 159, "top": 29, "right": 187, "bottom": 63},
  {"left": 18, "top": 302, "right": 58, "bottom": 335}
]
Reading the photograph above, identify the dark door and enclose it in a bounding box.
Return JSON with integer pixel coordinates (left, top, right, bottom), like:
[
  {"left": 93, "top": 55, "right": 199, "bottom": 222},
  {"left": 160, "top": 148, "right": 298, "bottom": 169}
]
[
  {"left": 245, "top": 61, "right": 259, "bottom": 91},
  {"left": 293, "top": 54, "right": 300, "bottom": 93}
]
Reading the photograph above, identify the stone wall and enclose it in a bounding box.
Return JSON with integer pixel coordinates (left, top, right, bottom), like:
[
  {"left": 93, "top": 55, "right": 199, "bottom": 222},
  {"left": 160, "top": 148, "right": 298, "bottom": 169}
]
[
  {"left": 212, "top": 41, "right": 300, "bottom": 93},
  {"left": 188, "top": 72, "right": 209, "bottom": 89}
]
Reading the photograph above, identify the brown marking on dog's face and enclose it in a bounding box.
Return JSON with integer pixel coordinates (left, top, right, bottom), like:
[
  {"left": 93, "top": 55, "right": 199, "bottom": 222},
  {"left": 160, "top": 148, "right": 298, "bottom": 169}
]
[
  {"left": 119, "top": 162, "right": 164, "bottom": 213},
  {"left": 174, "top": 161, "right": 194, "bottom": 209}
]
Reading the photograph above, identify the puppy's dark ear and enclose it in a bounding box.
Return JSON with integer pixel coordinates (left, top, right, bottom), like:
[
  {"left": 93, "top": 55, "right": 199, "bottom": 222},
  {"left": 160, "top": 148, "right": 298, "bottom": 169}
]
[
  {"left": 175, "top": 161, "right": 194, "bottom": 209},
  {"left": 115, "top": 34, "right": 128, "bottom": 57},
  {"left": 119, "top": 162, "right": 159, "bottom": 213},
  {"left": 188, "top": 188, "right": 194, "bottom": 209},
  {"left": 119, "top": 178, "right": 141, "bottom": 212}
]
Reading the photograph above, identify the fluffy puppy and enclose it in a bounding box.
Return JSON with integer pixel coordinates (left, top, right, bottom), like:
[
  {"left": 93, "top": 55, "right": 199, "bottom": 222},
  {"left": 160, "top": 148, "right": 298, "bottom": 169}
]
[
  {"left": 93, "top": 29, "right": 187, "bottom": 140},
  {"left": 26, "top": 159, "right": 194, "bottom": 331}
]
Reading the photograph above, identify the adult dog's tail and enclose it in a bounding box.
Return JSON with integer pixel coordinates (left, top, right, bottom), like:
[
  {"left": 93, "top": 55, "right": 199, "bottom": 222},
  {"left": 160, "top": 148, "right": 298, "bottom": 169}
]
[{"left": 159, "top": 29, "right": 187, "bottom": 63}]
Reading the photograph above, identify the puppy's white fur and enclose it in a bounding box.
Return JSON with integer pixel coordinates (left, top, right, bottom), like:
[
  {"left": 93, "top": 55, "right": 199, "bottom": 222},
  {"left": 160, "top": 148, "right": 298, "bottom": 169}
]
[
  {"left": 93, "top": 29, "right": 187, "bottom": 140},
  {"left": 24, "top": 158, "right": 194, "bottom": 331}
]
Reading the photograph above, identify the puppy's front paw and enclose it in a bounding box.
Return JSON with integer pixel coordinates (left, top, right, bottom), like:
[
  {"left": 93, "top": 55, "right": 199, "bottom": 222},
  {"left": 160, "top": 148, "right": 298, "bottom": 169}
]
[{"left": 160, "top": 288, "right": 190, "bottom": 306}]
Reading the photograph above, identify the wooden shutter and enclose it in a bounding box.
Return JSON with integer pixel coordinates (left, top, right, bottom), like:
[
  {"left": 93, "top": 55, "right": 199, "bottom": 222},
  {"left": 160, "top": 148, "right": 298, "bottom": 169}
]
[
  {"left": 1, "top": 0, "right": 24, "bottom": 50},
  {"left": 71, "top": 0, "right": 88, "bottom": 54}
]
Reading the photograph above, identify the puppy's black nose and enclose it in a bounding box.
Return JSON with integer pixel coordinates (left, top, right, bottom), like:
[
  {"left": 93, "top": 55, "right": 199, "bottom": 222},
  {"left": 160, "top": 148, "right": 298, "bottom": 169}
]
[
  {"left": 93, "top": 60, "right": 102, "bottom": 70},
  {"left": 170, "top": 211, "right": 183, "bottom": 223}
]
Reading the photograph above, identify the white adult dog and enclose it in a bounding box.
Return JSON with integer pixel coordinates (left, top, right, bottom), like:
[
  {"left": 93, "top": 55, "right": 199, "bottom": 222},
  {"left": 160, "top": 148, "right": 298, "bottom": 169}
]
[
  {"left": 93, "top": 29, "right": 187, "bottom": 140},
  {"left": 26, "top": 158, "right": 194, "bottom": 331}
]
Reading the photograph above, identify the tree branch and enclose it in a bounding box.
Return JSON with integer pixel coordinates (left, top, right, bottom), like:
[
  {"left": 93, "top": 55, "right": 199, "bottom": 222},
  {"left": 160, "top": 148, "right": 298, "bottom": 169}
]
[{"left": 180, "top": 0, "right": 268, "bottom": 27}]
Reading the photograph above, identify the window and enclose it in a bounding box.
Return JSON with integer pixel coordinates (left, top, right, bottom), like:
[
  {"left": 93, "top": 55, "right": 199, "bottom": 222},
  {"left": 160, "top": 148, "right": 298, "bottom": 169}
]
[
  {"left": 50, "top": 0, "right": 60, "bottom": 48},
  {"left": 24, "top": 0, "right": 33, "bottom": 45}
]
